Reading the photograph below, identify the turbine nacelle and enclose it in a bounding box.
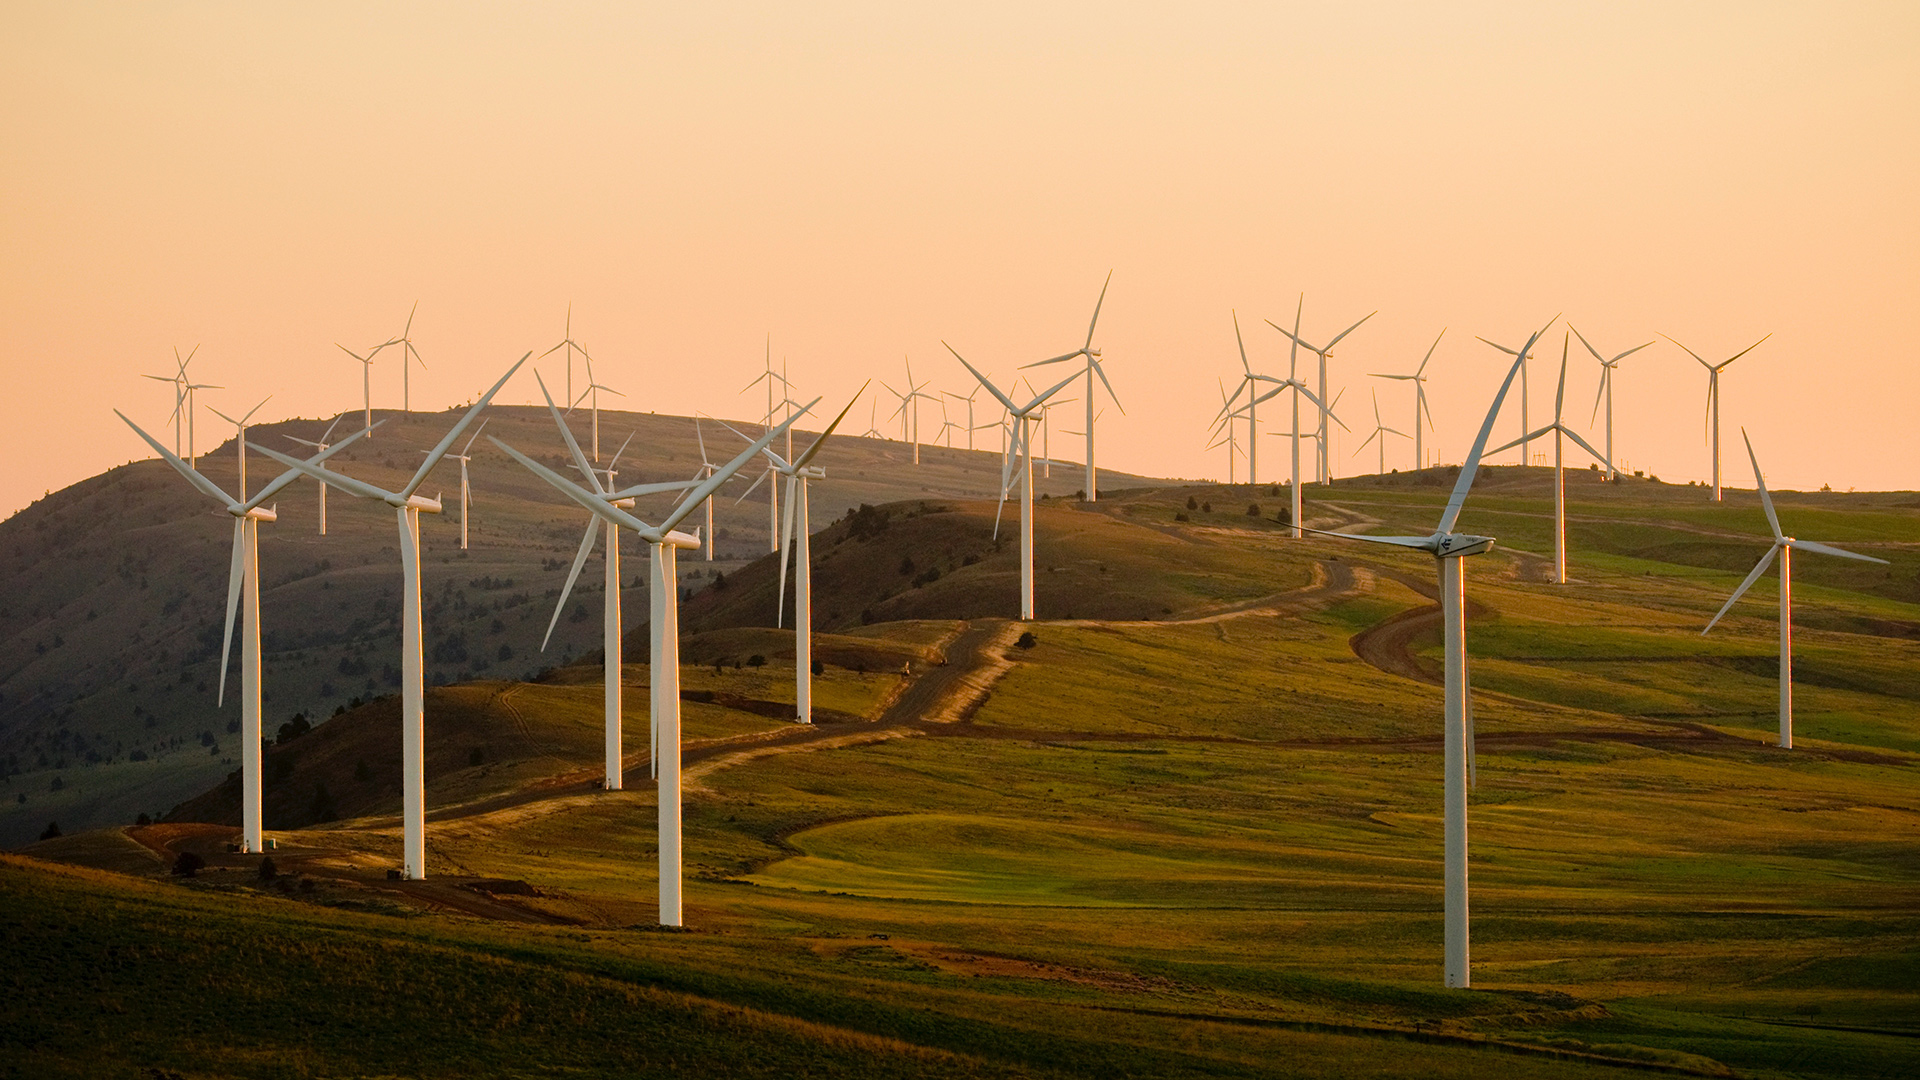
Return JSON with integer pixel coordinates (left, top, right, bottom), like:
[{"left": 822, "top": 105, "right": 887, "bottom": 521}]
[{"left": 1435, "top": 533, "right": 1495, "bottom": 559}]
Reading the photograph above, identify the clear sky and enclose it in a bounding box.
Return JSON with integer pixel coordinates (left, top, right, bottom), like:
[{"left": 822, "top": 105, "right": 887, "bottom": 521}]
[{"left": 3, "top": 1, "right": 1915, "bottom": 519}]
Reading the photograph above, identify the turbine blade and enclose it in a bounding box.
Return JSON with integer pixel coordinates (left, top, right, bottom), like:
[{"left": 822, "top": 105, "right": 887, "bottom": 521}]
[
  {"left": 246, "top": 439, "right": 394, "bottom": 503},
  {"left": 1741, "top": 429, "right": 1782, "bottom": 540},
  {"left": 1295, "top": 525, "right": 1438, "bottom": 551},
  {"left": 246, "top": 423, "right": 376, "bottom": 510},
  {"left": 403, "top": 353, "right": 529, "bottom": 499},
  {"left": 609, "top": 478, "right": 701, "bottom": 500},
  {"left": 1440, "top": 324, "right": 1547, "bottom": 534},
  {"left": 1560, "top": 426, "right": 1612, "bottom": 470},
  {"left": 1554, "top": 337, "right": 1569, "bottom": 419},
  {"left": 543, "top": 518, "right": 602, "bottom": 652},
  {"left": 733, "top": 467, "right": 770, "bottom": 505},
  {"left": 1569, "top": 324, "right": 1606, "bottom": 364},
  {"left": 1323, "top": 310, "right": 1376, "bottom": 352},
  {"left": 1083, "top": 269, "right": 1112, "bottom": 350},
  {"left": 489, "top": 437, "right": 655, "bottom": 536},
  {"left": 791, "top": 384, "right": 867, "bottom": 471},
  {"left": 1720, "top": 332, "right": 1772, "bottom": 368},
  {"left": 217, "top": 517, "right": 245, "bottom": 707},
  {"left": 1787, "top": 538, "right": 1889, "bottom": 565},
  {"left": 947, "top": 343, "right": 1021, "bottom": 414},
  {"left": 535, "top": 371, "right": 604, "bottom": 494},
  {"left": 1660, "top": 333, "right": 1713, "bottom": 369},
  {"left": 460, "top": 418, "right": 490, "bottom": 457},
  {"left": 115, "top": 410, "right": 235, "bottom": 505},
  {"left": 1704, "top": 545, "right": 1780, "bottom": 633},
  {"left": 1418, "top": 327, "right": 1446, "bottom": 374},
  {"left": 776, "top": 475, "right": 798, "bottom": 628},
  {"left": 1025, "top": 368, "right": 1081, "bottom": 413},
  {"left": 1090, "top": 357, "right": 1123, "bottom": 414}
]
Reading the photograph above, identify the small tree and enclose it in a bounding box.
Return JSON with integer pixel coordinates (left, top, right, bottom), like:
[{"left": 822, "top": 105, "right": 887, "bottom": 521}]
[
  {"left": 258, "top": 856, "right": 278, "bottom": 881},
  {"left": 1247, "top": 503, "right": 1260, "bottom": 517},
  {"left": 1015, "top": 631, "right": 1037, "bottom": 650},
  {"left": 39, "top": 821, "right": 60, "bottom": 841},
  {"left": 810, "top": 658, "right": 824, "bottom": 676},
  {"left": 1186, "top": 495, "right": 1198, "bottom": 510},
  {"left": 172, "top": 851, "right": 205, "bottom": 877},
  {"left": 747, "top": 654, "right": 767, "bottom": 668}
]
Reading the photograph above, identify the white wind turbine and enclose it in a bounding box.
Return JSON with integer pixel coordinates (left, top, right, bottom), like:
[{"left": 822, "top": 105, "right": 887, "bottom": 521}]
[
  {"left": 1704, "top": 430, "right": 1887, "bottom": 748},
  {"left": 1370, "top": 329, "right": 1445, "bottom": 471},
  {"left": 1039, "top": 393, "right": 1078, "bottom": 481},
  {"left": 534, "top": 390, "right": 700, "bottom": 790},
  {"left": 1353, "top": 389, "right": 1411, "bottom": 476},
  {"left": 1021, "top": 271, "right": 1119, "bottom": 501},
  {"left": 727, "top": 391, "right": 863, "bottom": 724},
  {"left": 883, "top": 357, "right": 937, "bottom": 465},
  {"left": 388, "top": 302, "right": 428, "bottom": 412},
  {"left": 947, "top": 345, "right": 1078, "bottom": 620},
  {"left": 1208, "top": 378, "right": 1249, "bottom": 484},
  {"left": 571, "top": 354, "right": 625, "bottom": 462},
  {"left": 538, "top": 303, "right": 591, "bottom": 411},
  {"left": 207, "top": 397, "right": 274, "bottom": 502},
  {"left": 1227, "top": 312, "right": 1325, "bottom": 537},
  {"left": 141, "top": 347, "right": 193, "bottom": 458},
  {"left": 944, "top": 385, "right": 983, "bottom": 450},
  {"left": 1269, "top": 298, "right": 1375, "bottom": 484},
  {"left": 1476, "top": 324, "right": 1556, "bottom": 465},
  {"left": 693, "top": 419, "right": 723, "bottom": 561},
  {"left": 742, "top": 342, "right": 791, "bottom": 553},
  {"left": 250, "top": 356, "right": 528, "bottom": 880},
  {"left": 1569, "top": 325, "right": 1652, "bottom": 482},
  {"left": 284, "top": 417, "right": 345, "bottom": 535},
  {"left": 858, "top": 399, "right": 885, "bottom": 441},
  {"left": 117, "top": 410, "right": 371, "bottom": 854},
  {"left": 1487, "top": 335, "right": 1612, "bottom": 584},
  {"left": 492, "top": 399, "right": 816, "bottom": 927},
  {"left": 1299, "top": 317, "right": 1556, "bottom": 988},
  {"left": 338, "top": 342, "right": 380, "bottom": 439},
  {"left": 1662, "top": 332, "right": 1771, "bottom": 501},
  {"left": 418, "top": 420, "right": 487, "bottom": 550}
]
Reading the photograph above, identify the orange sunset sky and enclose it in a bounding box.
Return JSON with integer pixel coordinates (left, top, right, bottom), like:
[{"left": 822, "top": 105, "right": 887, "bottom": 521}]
[{"left": 2, "top": 2, "right": 1915, "bottom": 519}]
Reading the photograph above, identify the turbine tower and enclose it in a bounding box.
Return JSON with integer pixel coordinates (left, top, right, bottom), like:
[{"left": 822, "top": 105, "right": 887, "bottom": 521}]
[
  {"left": 1234, "top": 311, "right": 1325, "bottom": 537},
  {"left": 283, "top": 418, "right": 345, "bottom": 535},
  {"left": 1300, "top": 315, "right": 1557, "bottom": 988},
  {"left": 250, "top": 356, "right": 528, "bottom": 879},
  {"left": 1217, "top": 310, "right": 1291, "bottom": 486},
  {"left": 1476, "top": 323, "right": 1555, "bottom": 465},
  {"left": 1370, "top": 329, "right": 1445, "bottom": 471},
  {"left": 1269, "top": 298, "right": 1375, "bottom": 484},
  {"left": 944, "top": 385, "right": 983, "bottom": 451},
  {"left": 741, "top": 341, "right": 790, "bottom": 553},
  {"left": 947, "top": 345, "right": 1078, "bottom": 620},
  {"left": 117, "top": 411, "right": 370, "bottom": 854},
  {"left": 492, "top": 401, "right": 815, "bottom": 926},
  {"left": 883, "top": 357, "right": 936, "bottom": 465},
  {"left": 1569, "top": 325, "right": 1652, "bottom": 482},
  {"left": 206, "top": 397, "right": 273, "bottom": 502},
  {"left": 1704, "top": 430, "right": 1887, "bottom": 748},
  {"left": 1662, "top": 332, "right": 1770, "bottom": 501},
  {"left": 1021, "top": 272, "right": 1118, "bottom": 501},
  {"left": 571, "top": 354, "right": 624, "bottom": 461},
  {"left": 1487, "top": 335, "right": 1613, "bottom": 584}
]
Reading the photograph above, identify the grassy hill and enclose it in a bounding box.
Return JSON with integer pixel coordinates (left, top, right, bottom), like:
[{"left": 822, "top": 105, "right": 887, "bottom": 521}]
[
  {"left": 8, "top": 460, "right": 1920, "bottom": 1077},
  {"left": 0, "top": 403, "right": 1165, "bottom": 845}
]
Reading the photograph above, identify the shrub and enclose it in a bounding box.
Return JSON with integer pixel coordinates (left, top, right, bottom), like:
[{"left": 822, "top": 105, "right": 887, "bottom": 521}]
[
  {"left": 1174, "top": 512, "right": 1189, "bottom": 522},
  {"left": 1186, "top": 495, "right": 1198, "bottom": 510},
  {"left": 1015, "top": 632, "right": 1037, "bottom": 650},
  {"left": 1247, "top": 503, "right": 1260, "bottom": 516},
  {"left": 897, "top": 555, "right": 916, "bottom": 576},
  {"left": 258, "top": 856, "right": 278, "bottom": 881},
  {"left": 810, "top": 659, "right": 823, "bottom": 676},
  {"left": 1201, "top": 502, "right": 1212, "bottom": 513},
  {"left": 135, "top": 812, "right": 151, "bottom": 826},
  {"left": 172, "top": 851, "right": 205, "bottom": 877},
  {"left": 747, "top": 654, "right": 766, "bottom": 668},
  {"left": 39, "top": 821, "right": 60, "bottom": 841}
]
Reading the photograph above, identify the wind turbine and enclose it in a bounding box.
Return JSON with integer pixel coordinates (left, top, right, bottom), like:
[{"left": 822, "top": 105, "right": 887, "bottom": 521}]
[
  {"left": 117, "top": 410, "right": 370, "bottom": 855},
  {"left": 1021, "top": 272, "right": 1119, "bottom": 501},
  {"left": 1298, "top": 316, "right": 1556, "bottom": 988},
  {"left": 284, "top": 417, "right": 345, "bottom": 535},
  {"left": 534, "top": 390, "right": 699, "bottom": 790},
  {"left": 1227, "top": 311, "right": 1324, "bottom": 537},
  {"left": 1568, "top": 326, "right": 1652, "bottom": 482},
  {"left": 142, "top": 348, "right": 192, "bottom": 458},
  {"left": 947, "top": 345, "right": 1078, "bottom": 620},
  {"left": 1370, "top": 329, "right": 1445, "bottom": 471},
  {"left": 206, "top": 397, "right": 273, "bottom": 501},
  {"left": 858, "top": 399, "right": 885, "bottom": 441},
  {"left": 1487, "top": 335, "right": 1613, "bottom": 584},
  {"left": 1268, "top": 298, "right": 1375, "bottom": 484},
  {"left": 492, "top": 399, "right": 816, "bottom": 927},
  {"left": 419, "top": 420, "right": 487, "bottom": 550},
  {"left": 338, "top": 342, "right": 379, "bottom": 439},
  {"left": 1208, "top": 377, "right": 1248, "bottom": 484},
  {"left": 538, "top": 303, "right": 591, "bottom": 410},
  {"left": 1353, "top": 389, "right": 1411, "bottom": 476},
  {"left": 944, "top": 385, "right": 983, "bottom": 450},
  {"left": 1475, "top": 324, "right": 1557, "bottom": 465},
  {"left": 1039, "top": 393, "right": 1078, "bottom": 480},
  {"left": 571, "top": 354, "right": 625, "bottom": 461},
  {"left": 248, "top": 356, "right": 528, "bottom": 880},
  {"left": 692, "top": 419, "right": 723, "bottom": 561},
  {"left": 742, "top": 342, "right": 790, "bottom": 553},
  {"left": 389, "top": 302, "right": 427, "bottom": 412},
  {"left": 884, "top": 358, "right": 936, "bottom": 465},
  {"left": 1662, "top": 332, "right": 1771, "bottom": 501},
  {"left": 728, "top": 391, "right": 863, "bottom": 724},
  {"left": 1704, "top": 430, "right": 1887, "bottom": 748}
]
